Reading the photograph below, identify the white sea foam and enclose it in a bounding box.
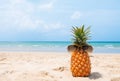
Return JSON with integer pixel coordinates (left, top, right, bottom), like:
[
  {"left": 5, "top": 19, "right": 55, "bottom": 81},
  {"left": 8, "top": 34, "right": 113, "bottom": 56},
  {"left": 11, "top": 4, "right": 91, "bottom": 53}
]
[
  {"left": 0, "top": 41, "right": 120, "bottom": 53},
  {"left": 32, "top": 45, "right": 40, "bottom": 47},
  {"left": 18, "top": 45, "right": 23, "bottom": 47},
  {"left": 104, "top": 45, "right": 114, "bottom": 48}
]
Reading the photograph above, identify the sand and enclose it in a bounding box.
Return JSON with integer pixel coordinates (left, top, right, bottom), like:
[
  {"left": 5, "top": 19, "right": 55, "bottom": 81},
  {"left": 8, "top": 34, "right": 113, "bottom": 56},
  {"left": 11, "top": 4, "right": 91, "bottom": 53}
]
[{"left": 0, "top": 52, "right": 120, "bottom": 81}]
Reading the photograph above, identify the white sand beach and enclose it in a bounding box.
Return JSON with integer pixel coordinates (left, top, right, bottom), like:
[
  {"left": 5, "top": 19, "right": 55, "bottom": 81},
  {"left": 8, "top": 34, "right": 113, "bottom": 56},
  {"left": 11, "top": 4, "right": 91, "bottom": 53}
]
[{"left": 0, "top": 52, "right": 120, "bottom": 81}]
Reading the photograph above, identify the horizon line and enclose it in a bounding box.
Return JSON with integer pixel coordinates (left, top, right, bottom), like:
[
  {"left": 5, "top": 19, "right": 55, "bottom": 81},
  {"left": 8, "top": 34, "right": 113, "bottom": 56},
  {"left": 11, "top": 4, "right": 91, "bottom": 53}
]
[{"left": 0, "top": 41, "right": 120, "bottom": 43}]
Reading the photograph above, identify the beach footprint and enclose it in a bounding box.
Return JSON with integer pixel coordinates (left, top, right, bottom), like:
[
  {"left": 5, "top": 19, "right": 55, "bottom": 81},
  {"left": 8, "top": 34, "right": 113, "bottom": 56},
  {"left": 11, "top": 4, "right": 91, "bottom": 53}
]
[
  {"left": 37, "top": 71, "right": 54, "bottom": 78},
  {"left": 15, "top": 71, "right": 56, "bottom": 81},
  {"left": 53, "top": 66, "right": 68, "bottom": 72},
  {"left": 0, "top": 58, "right": 6, "bottom": 61}
]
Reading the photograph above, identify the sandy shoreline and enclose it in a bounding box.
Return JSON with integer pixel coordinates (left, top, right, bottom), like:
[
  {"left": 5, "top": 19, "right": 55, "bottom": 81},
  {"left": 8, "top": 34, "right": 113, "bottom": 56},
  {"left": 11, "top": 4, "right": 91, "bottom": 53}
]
[{"left": 0, "top": 52, "right": 120, "bottom": 81}]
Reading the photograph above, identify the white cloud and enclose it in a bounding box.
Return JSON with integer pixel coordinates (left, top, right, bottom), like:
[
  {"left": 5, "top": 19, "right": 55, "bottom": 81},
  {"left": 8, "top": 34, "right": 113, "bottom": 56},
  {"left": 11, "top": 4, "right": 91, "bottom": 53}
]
[
  {"left": 0, "top": 0, "right": 65, "bottom": 32},
  {"left": 10, "top": 0, "right": 25, "bottom": 4},
  {"left": 43, "top": 22, "right": 65, "bottom": 31},
  {"left": 38, "top": 2, "right": 53, "bottom": 11},
  {"left": 71, "top": 11, "right": 82, "bottom": 20},
  {"left": 0, "top": 0, "right": 35, "bottom": 30}
]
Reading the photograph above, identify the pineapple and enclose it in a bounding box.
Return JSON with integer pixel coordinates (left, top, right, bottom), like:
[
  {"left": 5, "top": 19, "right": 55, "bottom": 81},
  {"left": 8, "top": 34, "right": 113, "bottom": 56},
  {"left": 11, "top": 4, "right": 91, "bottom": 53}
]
[{"left": 67, "top": 25, "right": 93, "bottom": 77}]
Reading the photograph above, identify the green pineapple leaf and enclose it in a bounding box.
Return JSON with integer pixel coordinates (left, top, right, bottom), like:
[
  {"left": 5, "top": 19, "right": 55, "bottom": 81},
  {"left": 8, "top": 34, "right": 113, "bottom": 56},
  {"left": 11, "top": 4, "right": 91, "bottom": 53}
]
[{"left": 68, "top": 25, "right": 93, "bottom": 52}]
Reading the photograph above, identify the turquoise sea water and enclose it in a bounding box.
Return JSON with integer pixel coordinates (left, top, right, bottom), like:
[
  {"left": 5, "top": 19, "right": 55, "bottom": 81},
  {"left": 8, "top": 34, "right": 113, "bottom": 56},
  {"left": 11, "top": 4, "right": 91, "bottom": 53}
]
[{"left": 0, "top": 41, "right": 120, "bottom": 53}]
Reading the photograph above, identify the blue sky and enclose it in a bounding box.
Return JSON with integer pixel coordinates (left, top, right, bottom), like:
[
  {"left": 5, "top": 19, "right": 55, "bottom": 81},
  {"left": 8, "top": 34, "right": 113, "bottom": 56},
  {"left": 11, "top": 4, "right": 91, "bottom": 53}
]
[{"left": 0, "top": 0, "right": 120, "bottom": 41}]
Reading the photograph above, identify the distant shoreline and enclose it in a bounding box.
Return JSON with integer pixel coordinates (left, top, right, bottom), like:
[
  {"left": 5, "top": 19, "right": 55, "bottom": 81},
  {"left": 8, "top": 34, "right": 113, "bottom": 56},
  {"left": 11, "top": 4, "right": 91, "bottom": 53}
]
[{"left": 0, "top": 41, "right": 120, "bottom": 53}]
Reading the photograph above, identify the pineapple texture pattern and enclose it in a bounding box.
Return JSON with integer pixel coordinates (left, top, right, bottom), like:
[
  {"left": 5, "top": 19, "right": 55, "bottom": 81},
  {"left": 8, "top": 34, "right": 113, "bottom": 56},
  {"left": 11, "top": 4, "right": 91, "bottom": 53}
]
[{"left": 71, "top": 51, "right": 91, "bottom": 77}]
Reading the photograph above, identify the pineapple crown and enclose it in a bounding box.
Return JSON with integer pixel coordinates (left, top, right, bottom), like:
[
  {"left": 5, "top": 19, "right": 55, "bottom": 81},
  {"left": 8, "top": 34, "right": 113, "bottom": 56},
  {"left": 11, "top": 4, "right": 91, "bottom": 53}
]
[
  {"left": 72, "top": 25, "right": 91, "bottom": 47},
  {"left": 68, "top": 25, "right": 93, "bottom": 52}
]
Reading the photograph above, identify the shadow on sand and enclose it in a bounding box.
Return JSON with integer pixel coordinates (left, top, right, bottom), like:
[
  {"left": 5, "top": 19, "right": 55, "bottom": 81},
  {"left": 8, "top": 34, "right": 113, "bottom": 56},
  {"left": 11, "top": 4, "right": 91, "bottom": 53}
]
[{"left": 89, "top": 72, "right": 102, "bottom": 80}]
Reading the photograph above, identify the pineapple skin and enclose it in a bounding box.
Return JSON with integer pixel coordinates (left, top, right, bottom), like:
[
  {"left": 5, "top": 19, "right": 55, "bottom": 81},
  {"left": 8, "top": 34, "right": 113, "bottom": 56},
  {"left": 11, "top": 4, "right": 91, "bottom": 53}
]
[{"left": 71, "top": 50, "right": 91, "bottom": 77}]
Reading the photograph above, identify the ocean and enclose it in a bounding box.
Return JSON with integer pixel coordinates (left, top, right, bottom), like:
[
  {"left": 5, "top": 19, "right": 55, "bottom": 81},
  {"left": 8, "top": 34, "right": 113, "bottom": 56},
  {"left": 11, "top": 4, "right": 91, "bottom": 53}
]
[{"left": 0, "top": 41, "right": 120, "bottom": 53}]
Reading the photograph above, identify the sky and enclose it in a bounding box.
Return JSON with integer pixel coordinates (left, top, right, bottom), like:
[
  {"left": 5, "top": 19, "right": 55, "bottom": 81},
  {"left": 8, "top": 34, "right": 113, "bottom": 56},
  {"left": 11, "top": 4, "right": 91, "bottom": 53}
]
[{"left": 0, "top": 0, "right": 120, "bottom": 41}]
